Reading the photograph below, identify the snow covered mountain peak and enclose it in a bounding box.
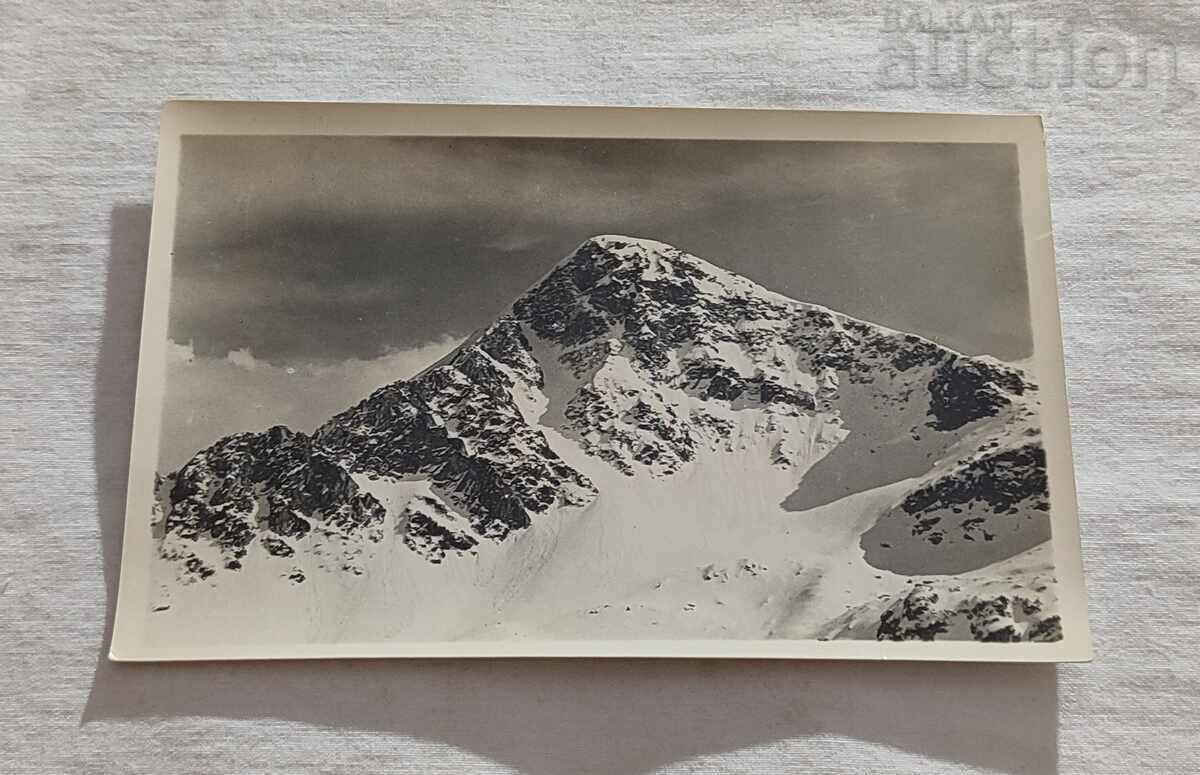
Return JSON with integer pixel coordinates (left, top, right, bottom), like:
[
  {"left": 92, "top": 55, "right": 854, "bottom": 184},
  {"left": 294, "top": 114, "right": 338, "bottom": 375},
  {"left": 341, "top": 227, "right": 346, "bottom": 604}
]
[
  {"left": 562, "top": 234, "right": 745, "bottom": 287},
  {"left": 515, "top": 235, "right": 797, "bottom": 352},
  {"left": 149, "top": 236, "right": 1057, "bottom": 644}
]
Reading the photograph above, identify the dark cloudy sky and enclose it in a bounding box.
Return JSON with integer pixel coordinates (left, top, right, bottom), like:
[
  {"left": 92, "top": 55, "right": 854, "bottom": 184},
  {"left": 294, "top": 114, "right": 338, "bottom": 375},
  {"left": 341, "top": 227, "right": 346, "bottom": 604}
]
[
  {"left": 170, "top": 135, "right": 1030, "bottom": 363},
  {"left": 160, "top": 135, "right": 1030, "bottom": 470}
]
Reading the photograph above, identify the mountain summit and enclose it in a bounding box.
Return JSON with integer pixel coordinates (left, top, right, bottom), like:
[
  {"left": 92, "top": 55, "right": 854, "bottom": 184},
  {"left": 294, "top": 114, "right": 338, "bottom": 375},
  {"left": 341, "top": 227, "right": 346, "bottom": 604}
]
[{"left": 150, "top": 236, "right": 1060, "bottom": 643}]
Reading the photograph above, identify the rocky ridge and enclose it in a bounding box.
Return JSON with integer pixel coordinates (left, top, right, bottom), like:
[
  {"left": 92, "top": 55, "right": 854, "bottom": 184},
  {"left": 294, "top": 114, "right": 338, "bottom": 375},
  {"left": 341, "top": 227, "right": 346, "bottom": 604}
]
[{"left": 150, "top": 235, "right": 1057, "bottom": 643}]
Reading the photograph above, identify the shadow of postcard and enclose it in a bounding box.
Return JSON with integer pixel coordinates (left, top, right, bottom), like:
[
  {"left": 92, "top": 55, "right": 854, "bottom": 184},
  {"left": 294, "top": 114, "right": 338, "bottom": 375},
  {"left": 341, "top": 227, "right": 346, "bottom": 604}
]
[{"left": 83, "top": 203, "right": 1058, "bottom": 775}]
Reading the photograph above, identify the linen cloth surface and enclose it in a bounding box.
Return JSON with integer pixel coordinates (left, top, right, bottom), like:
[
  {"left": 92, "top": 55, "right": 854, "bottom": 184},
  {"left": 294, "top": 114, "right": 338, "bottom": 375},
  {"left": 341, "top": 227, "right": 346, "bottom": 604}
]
[{"left": 1, "top": 2, "right": 1196, "bottom": 773}]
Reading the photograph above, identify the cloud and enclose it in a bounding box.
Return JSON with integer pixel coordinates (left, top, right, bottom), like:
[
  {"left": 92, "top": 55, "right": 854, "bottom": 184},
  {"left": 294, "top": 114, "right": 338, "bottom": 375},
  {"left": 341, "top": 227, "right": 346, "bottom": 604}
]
[
  {"left": 169, "top": 136, "right": 1031, "bottom": 366},
  {"left": 166, "top": 339, "right": 195, "bottom": 365},
  {"left": 226, "top": 348, "right": 259, "bottom": 370},
  {"left": 485, "top": 230, "right": 554, "bottom": 254},
  {"left": 158, "top": 335, "right": 463, "bottom": 472}
]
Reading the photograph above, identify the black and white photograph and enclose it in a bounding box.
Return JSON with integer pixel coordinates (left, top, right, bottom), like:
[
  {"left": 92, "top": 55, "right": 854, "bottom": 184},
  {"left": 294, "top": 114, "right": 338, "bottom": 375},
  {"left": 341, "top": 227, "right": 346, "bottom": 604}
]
[
  {"left": 111, "top": 103, "right": 1089, "bottom": 661},
  {"left": 12, "top": 2, "right": 1200, "bottom": 770}
]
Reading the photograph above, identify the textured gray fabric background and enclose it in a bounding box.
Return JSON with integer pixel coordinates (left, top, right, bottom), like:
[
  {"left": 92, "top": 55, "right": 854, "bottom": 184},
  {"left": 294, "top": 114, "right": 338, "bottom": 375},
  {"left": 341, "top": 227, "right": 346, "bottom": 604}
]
[{"left": 1, "top": 2, "right": 1196, "bottom": 773}]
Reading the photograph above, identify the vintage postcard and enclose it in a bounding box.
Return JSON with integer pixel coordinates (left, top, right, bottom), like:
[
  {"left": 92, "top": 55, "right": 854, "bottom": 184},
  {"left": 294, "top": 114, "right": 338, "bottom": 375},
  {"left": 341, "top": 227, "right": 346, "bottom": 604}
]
[{"left": 110, "top": 102, "right": 1091, "bottom": 661}]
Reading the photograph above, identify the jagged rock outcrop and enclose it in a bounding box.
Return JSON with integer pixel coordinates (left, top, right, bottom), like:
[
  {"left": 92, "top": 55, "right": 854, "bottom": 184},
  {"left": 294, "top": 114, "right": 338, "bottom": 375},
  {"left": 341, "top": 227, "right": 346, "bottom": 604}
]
[
  {"left": 817, "top": 551, "right": 1062, "bottom": 643},
  {"left": 157, "top": 426, "right": 385, "bottom": 581},
  {"left": 315, "top": 340, "right": 597, "bottom": 540},
  {"left": 862, "top": 441, "right": 1052, "bottom": 574},
  {"left": 397, "top": 494, "right": 479, "bottom": 563}
]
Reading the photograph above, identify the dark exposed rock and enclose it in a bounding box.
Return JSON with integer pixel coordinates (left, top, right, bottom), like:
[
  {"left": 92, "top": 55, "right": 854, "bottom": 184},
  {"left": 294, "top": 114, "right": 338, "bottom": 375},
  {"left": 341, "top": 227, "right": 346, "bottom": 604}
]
[
  {"left": 872, "top": 581, "right": 1062, "bottom": 643},
  {"left": 316, "top": 343, "right": 596, "bottom": 540},
  {"left": 682, "top": 362, "right": 747, "bottom": 402},
  {"left": 160, "top": 426, "right": 384, "bottom": 580},
  {"left": 862, "top": 442, "right": 1052, "bottom": 575},
  {"left": 262, "top": 536, "right": 295, "bottom": 558},
  {"left": 1027, "top": 615, "right": 1063, "bottom": 642},
  {"left": 878, "top": 584, "right": 950, "bottom": 640},
  {"left": 400, "top": 495, "right": 479, "bottom": 563},
  {"left": 476, "top": 316, "right": 544, "bottom": 387},
  {"left": 678, "top": 361, "right": 815, "bottom": 410},
  {"left": 927, "top": 356, "right": 1030, "bottom": 431},
  {"left": 563, "top": 387, "right": 688, "bottom": 476},
  {"left": 514, "top": 237, "right": 715, "bottom": 372},
  {"left": 901, "top": 443, "right": 1049, "bottom": 520}
]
